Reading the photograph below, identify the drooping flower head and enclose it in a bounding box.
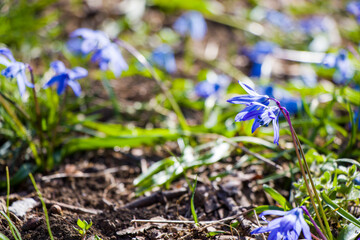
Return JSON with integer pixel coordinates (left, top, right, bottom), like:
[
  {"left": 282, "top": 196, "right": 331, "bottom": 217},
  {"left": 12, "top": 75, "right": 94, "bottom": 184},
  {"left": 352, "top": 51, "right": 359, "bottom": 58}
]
[
  {"left": 244, "top": 41, "right": 278, "bottom": 78},
  {"left": 251, "top": 208, "right": 311, "bottom": 240},
  {"left": 67, "top": 28, "right": 128, "bottom": 77},
  {"left": 0, "top": 48, "right": 34, "bottom": 97},
  {"left": 259, "top": 86, "right": 301, "bottom": 115},
  {"left": 347, "top": 1, "right": 360, "bottom": 22},
  {"left": 150, "top": 44, "right": 177, "bottom": 74},
  {"left": 195, "top": 72, "right": 230, "bottom": 99},
  {"left": 322, "top": 50, "right": 354, "bottom": 84},
  {"left": 43, "top": 61, "right": 88, "bottom": 97},
  {"left": 227, "top": 82, "right": 281, "bottom": 144},
  {"left": 173, "top": 11, "right": 207, "bottom": 40}
]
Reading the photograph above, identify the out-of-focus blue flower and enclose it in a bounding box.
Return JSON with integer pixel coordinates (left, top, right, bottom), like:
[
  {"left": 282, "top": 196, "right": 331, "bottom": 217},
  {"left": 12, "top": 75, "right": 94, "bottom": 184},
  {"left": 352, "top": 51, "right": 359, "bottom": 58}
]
[
  {"left": 322, "top": 50, "right": 354, "bottom": 84},
  {"left": 259, "top": 86, "right": 301, "bottom": 115},
  {"left": 150, "top": 44, "right": 177, "bottom": 74},
  {"left": 43, "top": 61, "right": 88, "bottom": 97},
  {"left": 195, "top": 72, "right": 230, "bottom": 99},
  {"left": 227, "top": 82, "right": 281, "bottom": 144},
  {"left": 0, "top": 48, "right": 34, "bottom": 97},
  {"left": 67, "top": 28, "right": 128, "bottom": 77},
  {"left": 347, "top": 1, "right": 360, "bottom": 22},
  {"left": 299, "top": 16, "right": 328, "bottom": 36},
  {"left": 173, "top": 11, "right": 207, "bottom": 40},
  {"left": 266, "top": 10, "right": 295, "bottom": 32},
  {"left": 67, "top": 28, "right": 110, "bottom": 55},
  {"left": 244, "top": 41, "right": 277, "bottom": 78},
  {"left": 251, "top": 208, "right": 311, "bottom": 240},
  {"left": 91, "top": 43, "right": 128, "bottom": 77}
]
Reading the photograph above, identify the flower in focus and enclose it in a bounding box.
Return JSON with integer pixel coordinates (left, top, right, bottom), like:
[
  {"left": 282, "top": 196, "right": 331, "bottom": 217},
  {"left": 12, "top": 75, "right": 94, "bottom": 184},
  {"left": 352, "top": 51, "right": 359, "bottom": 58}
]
[
  {"left": 322, "top": 50, "right": 354, "bottom": 84},
  {"left": 150, "top": 44, "right": 177, "bottom": 74},
  {"left": 244, "top": 41, "right": 277, "bottom": 78},
  {"left": 259, "top": 86, "right": 302, "bottom": 115},
  {"left": 173, "top": 11, "right": 207, "bottom": 40},
  {"left": 0, "top": 48, "right": 34, "bottom": 97},
  {"left": 227, "top": 82, "right": 281, "bottom": 144},
  {"left": 67, "top": 28, "right": 128, "bottom": 77},
  {"left": 251, "top": 208, "right": 311, "bottom": 240},
  {"left": 43, "top": 61, "right": 88, "bottom": 97},
  {"left": 347, "top": 1, "right": 360, "bottom": 22},
  {"left": 195, "top": 72, "right": 230, "bottom": 99}
]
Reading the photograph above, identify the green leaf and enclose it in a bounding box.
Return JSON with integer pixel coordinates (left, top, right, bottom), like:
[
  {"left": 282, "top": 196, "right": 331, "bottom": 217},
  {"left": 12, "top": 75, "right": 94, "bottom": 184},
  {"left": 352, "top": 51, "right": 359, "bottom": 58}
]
[
  {"left": 321, "top": 192, "right": 360, "bottom": 228},
  {"left": 263, "top": 185, "right": 292, "bottom": 211},
  {"left": 190, "top": 177, "right": 198, "bottom": 224},
  {"left": 337, "top": 223, "right": 360, "bottom": 240},
  {"left": 77, "top": 219, "right": 85, "bottom": 230},
  {"left": 248, "top": 205, "right": 284, "bottom": 215},
  {"left": 0, "top": 233, "right": 9, "bottom": 240},
  {"left": 85, "top": 221, "right": 92, "bottom": 231},
  {"left": 0, "top": 211, "right": 22, "bottom": 240}
]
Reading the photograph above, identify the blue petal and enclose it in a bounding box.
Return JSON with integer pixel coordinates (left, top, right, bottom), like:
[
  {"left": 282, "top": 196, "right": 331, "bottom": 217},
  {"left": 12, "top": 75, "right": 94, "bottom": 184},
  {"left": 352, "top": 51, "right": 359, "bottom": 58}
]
[
  {"left": 43, "top": 74, "right": 63, "bottom": 88},
  {"left": 251, "top": 118, "right": 261, "bottom": 133},
  {"left": 67, "top": 80, "right": 82, "bottom": 97},
  {"left": 57, "top": 76, "right": 67, "bottom": 95},
  {"left": 259, "top": 210, "right": 287, "bottom": 217},
  {"left": 69, "top": 67, "right": 88, "bottom": 80},
  {"left": 16, "top": 71, "right": 26, "bottom": 97},
  {"left": 227, "top": 95, "right": 269, "bottom": 104},
  {"left": 51, "top": 61, "right": 66, "bottom": 74},
  {"left": 0, "top": 56, "right": 11, "bottom": 67},
  {"left": 0, "top": 48, "right": 15, "bottom": 62},
  {"left": 272, "top": 117, "right": 280, "bottom": 145},
  {"left": 299, "top": 213, "right": 312, "bottom": 240},
  {"left": 239, "top": 82, "right": 259, "bottom": 96}
]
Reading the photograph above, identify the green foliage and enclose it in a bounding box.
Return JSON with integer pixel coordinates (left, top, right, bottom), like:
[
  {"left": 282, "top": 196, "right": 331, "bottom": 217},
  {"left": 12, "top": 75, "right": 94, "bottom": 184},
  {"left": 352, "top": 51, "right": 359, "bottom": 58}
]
[{"left": 74, "top": 219, "right": 93, "bottom": 237}]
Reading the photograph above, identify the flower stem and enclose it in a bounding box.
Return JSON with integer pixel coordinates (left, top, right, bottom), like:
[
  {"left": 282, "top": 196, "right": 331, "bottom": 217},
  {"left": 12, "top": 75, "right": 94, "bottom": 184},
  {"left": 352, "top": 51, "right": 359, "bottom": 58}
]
[
  {"left": 269, "top": 98, "right": 329, "bottom": 239},
  {"left": 301, "top": 206, "right": 328, "bottom": 240},
  {"left": 27, "top": 65, "right": 45, "bottom": 164},
  {"left": 114, "top": 39, "right": 189, "bottom": 131}
]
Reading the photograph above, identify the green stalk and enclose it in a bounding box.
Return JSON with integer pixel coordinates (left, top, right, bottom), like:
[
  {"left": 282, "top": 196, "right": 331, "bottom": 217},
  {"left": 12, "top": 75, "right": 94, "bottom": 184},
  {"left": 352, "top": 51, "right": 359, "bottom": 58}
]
[
  {"left": 5, "top": 166, "right": 17, "bottom": 239},
  {"left": 294, "top": 133, "right": 333, "bottom": 239},
  {"left": 115, "top": 39, "right": 189, "bottom": 131},
  {"left": 101, "top": 72, "right": 121, "bottom": 118},
  {"left": 29, "top": 173, "right": 54, "bottom": 240}
]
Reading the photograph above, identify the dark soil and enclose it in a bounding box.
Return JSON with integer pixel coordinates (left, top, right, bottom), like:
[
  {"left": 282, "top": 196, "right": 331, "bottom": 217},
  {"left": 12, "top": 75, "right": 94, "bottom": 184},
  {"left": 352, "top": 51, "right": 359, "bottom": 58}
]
[{"left": 0, "top": 148, "right": 279, "bottom": 239}]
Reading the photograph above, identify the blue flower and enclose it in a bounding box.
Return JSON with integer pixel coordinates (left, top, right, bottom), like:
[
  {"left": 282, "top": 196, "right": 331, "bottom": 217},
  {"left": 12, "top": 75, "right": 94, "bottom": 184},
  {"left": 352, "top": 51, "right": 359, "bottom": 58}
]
[
  {"left": 266, "top": 10, "right": 295, "bottom": 32},
  {"left": 67, "top": 28, "right": 110, "bottom": 55},
  {"left": 322, "top": 50, "right": 354, "bottom": 84},
  {"left": 67, "top": 28, "right": 128, "bottom": 77},
  {"left": 195, "top": 72, "right": 230, "bottom": 99},
  {"left": 244, "top": 41, "right": 277, "bottom": 78},
  {"left": 299, "top": 17, "right": 328, "bottom": 36},
  {"left": 150, "top": 44, "right": 177, "bottom": 74},
  {"left": 251, "top": 208, "right": 311, "bottom": 240},
  {"left": 347, "top": 1, "right": 360, "bottom": 22},
  {"left": 43, "top": 61, "right": 88, "bottom": 96},
  {"left": 228, "top": 82, "right": 281, "bottom": 144},
  {"left": 0, "top": 48, "right": 34, "bottom": 97},
  {"left": 259, "top": 86, "right": 301, "bottom": 115},
  {"left": 173, "top": 11, "right": 207, "bottom": 40},
  {"left": 91, "top": 43, "right": 128, "bottom": 77}
]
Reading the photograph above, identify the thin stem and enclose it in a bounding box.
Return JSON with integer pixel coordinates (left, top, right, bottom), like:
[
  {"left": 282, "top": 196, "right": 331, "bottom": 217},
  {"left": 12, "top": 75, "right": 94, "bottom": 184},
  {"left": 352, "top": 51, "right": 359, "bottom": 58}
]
[
  {"left": 268, "top": 98, "right": 327, "bottom": 237},
  {"left": 0, "top": 91, "right": 30, "bottom": 120},
  {"left": 114, "top": 39, "right": 189, "bottom": 131},
  {"left": 295, "top": 132, "right": 333, "bottom": 239},
  {"left": 27, "top": 65, "right": 44, "bottom": 163},
  {"left": 301, "top": 206, "right": 327, "bottom": 240}
]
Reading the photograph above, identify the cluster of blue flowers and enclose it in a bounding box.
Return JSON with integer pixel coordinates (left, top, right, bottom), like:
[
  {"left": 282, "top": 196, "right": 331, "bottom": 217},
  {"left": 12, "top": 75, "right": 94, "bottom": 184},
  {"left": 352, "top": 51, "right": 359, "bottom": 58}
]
[
  {"left": 0, "top": 48, "right": 87, "bottom": 97},
  {"left": 227, "top": 82, "right": 281, "bottom": 144},
  {"left": 67, "top": 28, "right": 128, "bottom": 77},
  {"left": 251, "top": 208, "right": 311, "bottom": 240}
]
